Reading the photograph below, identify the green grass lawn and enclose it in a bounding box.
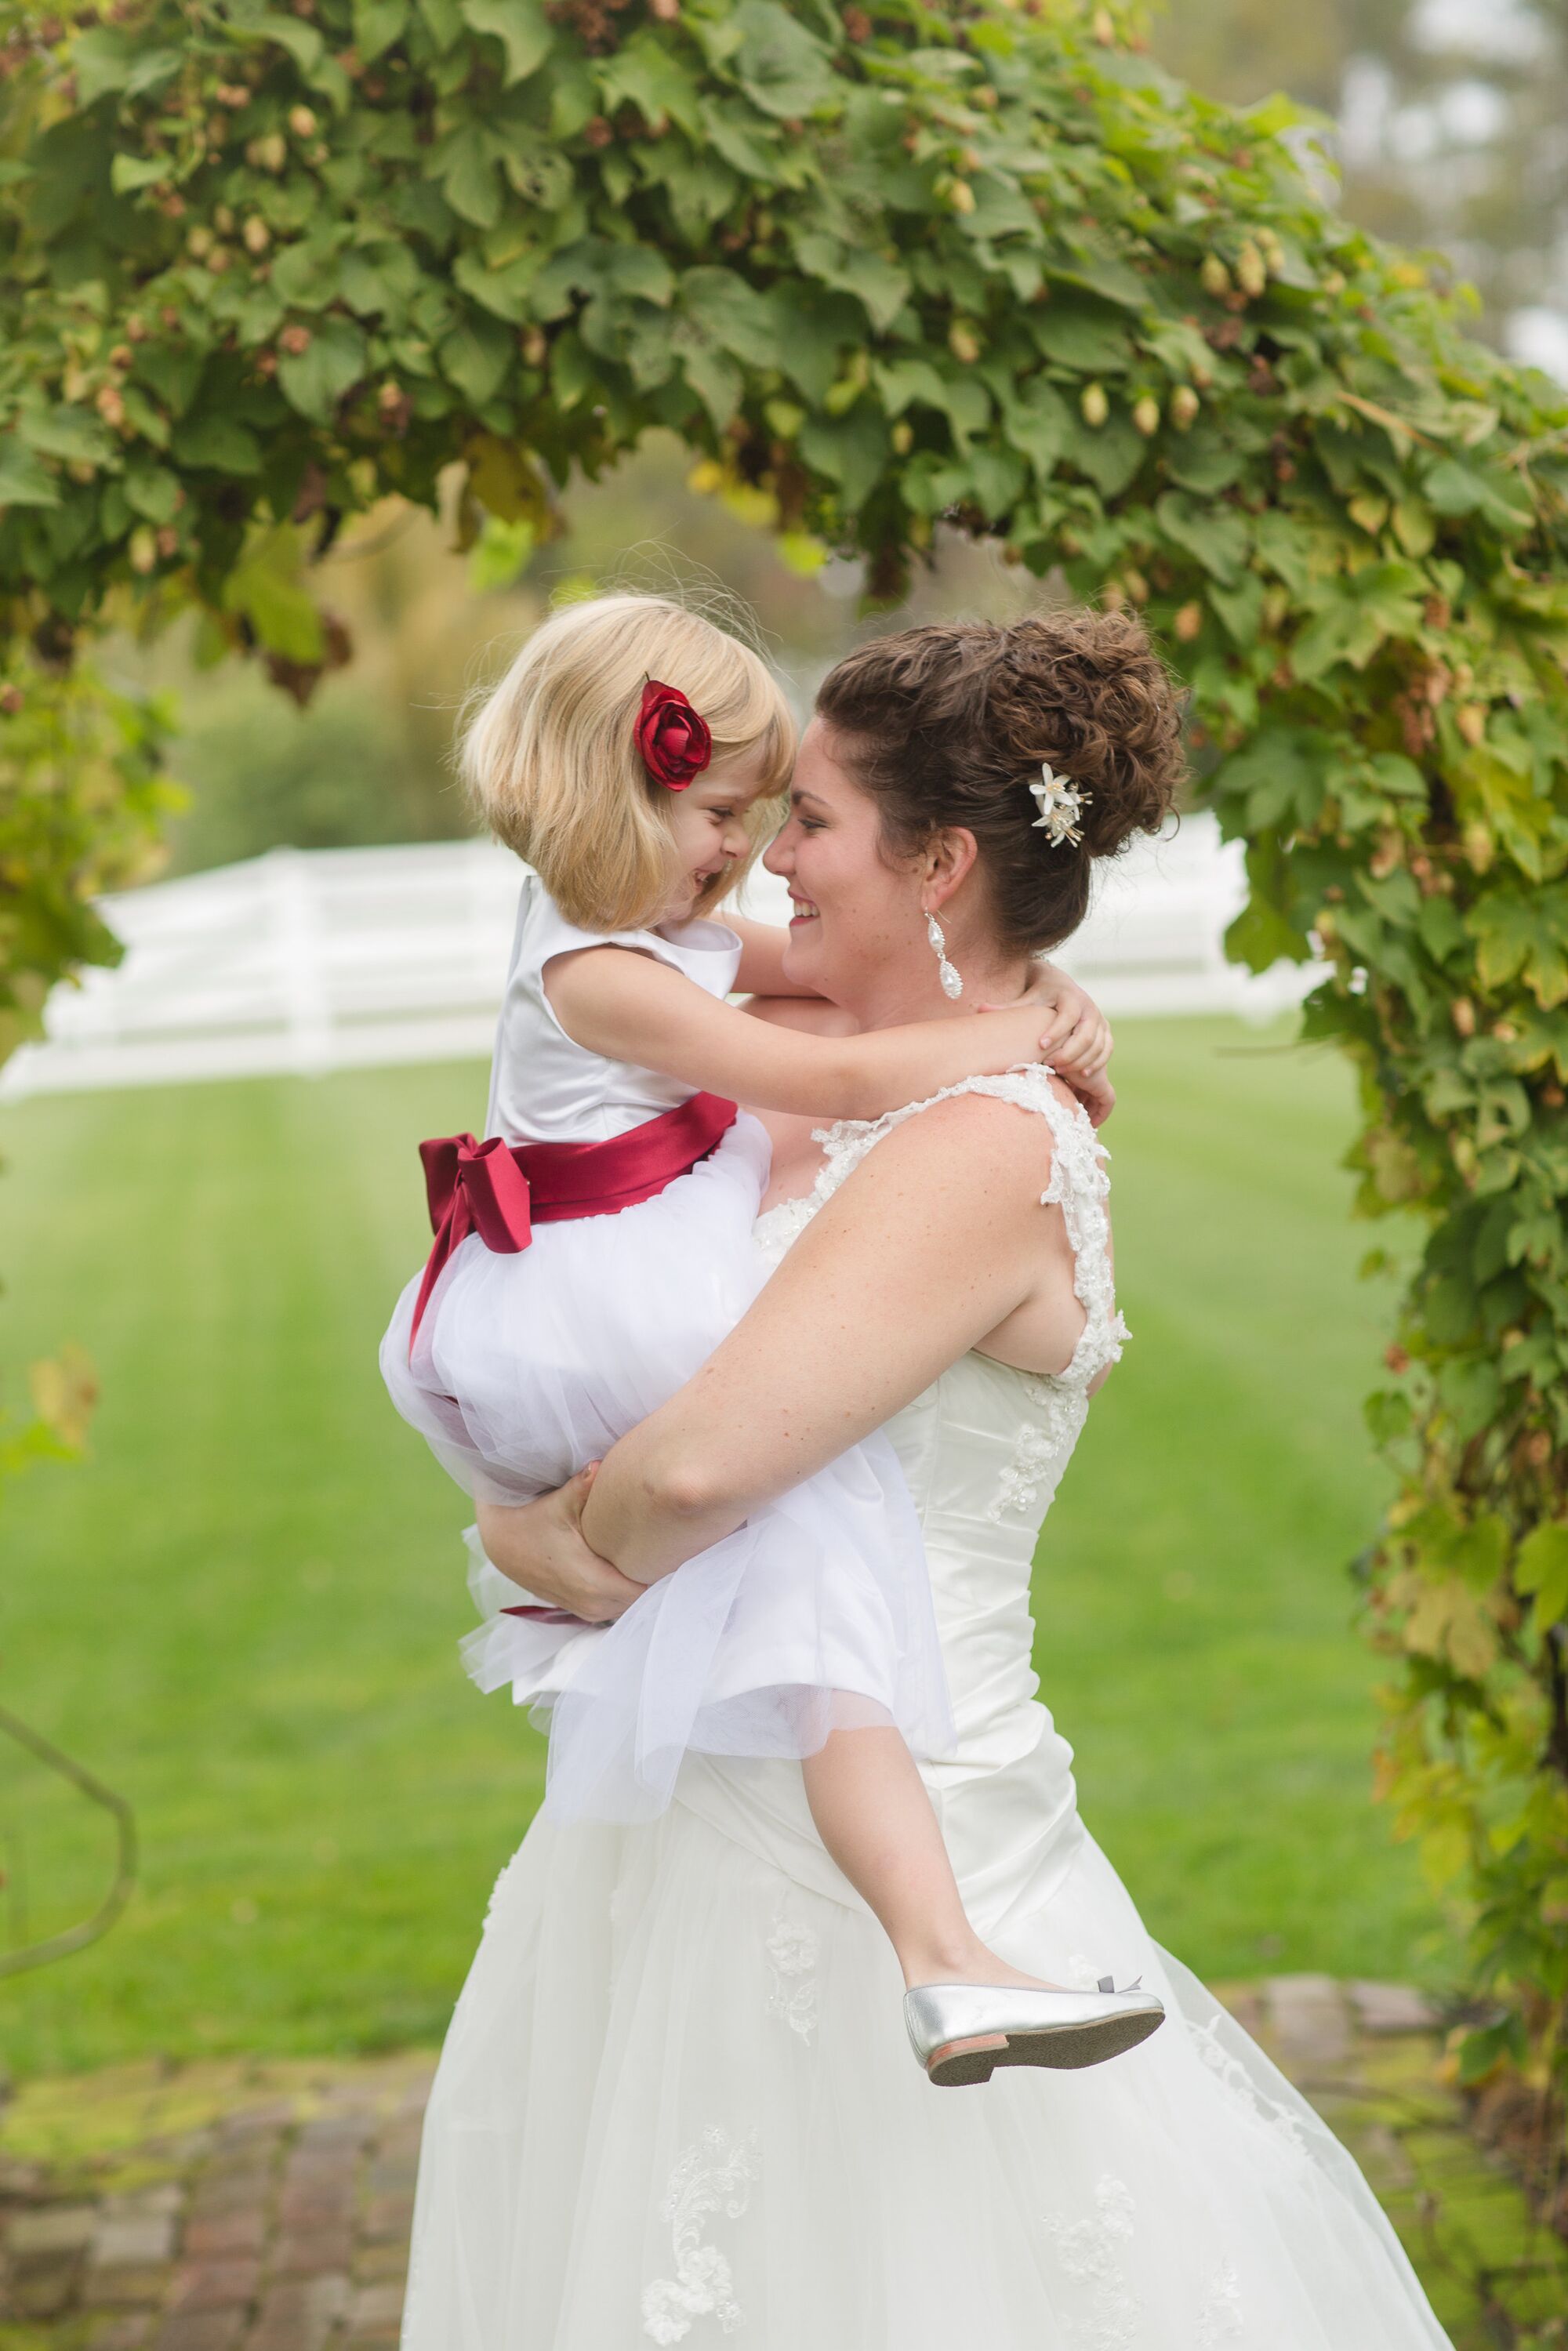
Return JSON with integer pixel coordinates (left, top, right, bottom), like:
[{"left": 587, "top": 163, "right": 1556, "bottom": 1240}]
[{"left": 0, "top": 1018, "right": 1450, "bottom": 2077}]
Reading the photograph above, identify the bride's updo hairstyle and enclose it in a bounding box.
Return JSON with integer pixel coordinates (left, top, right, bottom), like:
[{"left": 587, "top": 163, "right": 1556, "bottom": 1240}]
[{"left": 815, "top": 609, "right": 1185, "bottom": 956}]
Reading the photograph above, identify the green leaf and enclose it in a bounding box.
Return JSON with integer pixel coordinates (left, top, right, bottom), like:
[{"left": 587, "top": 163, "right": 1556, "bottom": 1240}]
[
  {"left": 1209, "top": 571, "right": 1264, "bottom": 648},
  {"left": 1468, "top": 888, "right": 1568, "bottom": 1010},
  {"left": 1163, "top": 423, "right": 1249, "bottom": 497},
  {"left": 460, "top": 0, "right": 552, "bottom": 84},
  {"left": 1213, "top": 738, "right": 1326, "bottom": 841},
  {"left": 69, "top": 28, "right": 136, "bottom": 105},
  {"left": 249, "top": 12, "right": 325, "bottom": 74},
  {"left": 1438, "top": 1357, "right": 1501, "bottom": 1442},
  {"left": 702, "top": 103, "right": 782, "bottom": 183},
  {"left": 999, "top": 380, "right": 1070, "bottom": 477},
  {"left": 354, "top": 0, "right": 412, "bottom": 63},
  {"left": 178, "top": 415, "right": 263, "bottom": 474},
  {"left": 1515, "top": 1522, "right": 1568, "bottom": 1629},
  {"left": 439, "top": 311, "right": 514, "bottom": 405},
  {"left": 452, "top": 245, "right": 541, "bottom": 323},
  {"left": 1423, "top": 455, "right": 1533, "bottom": 538},
  {"left": 732, "top": 0, "right": 837, "bottom": 120},
  {"left": 598, "top": 30, "right": 703, "bottom": 135},
  {"left": 417, "top": 0, "right": 466, "bottom": 48},
  {"left": 681, "top": 339, "right": 743, "bottom": 430},
  {"left": 276, "top": 317, "right": 368, "bottom": 423},
  {"left": 1029, "top": 295, "right": 1133, "bottom": 376},
  {"left": 1155, "top": 490, "right": 1248, "bottom": 583},
  {"left": 876, "top": 357, "right": 990, "bottom": 450},
  {"left": 790, "top": 232, "right": 909, "bottom": 335},
  {"left": 123, "top": 46, "right": 182, "bottom": 97},
  {"left": 110, "top": 154, "right": 168, "bottom": 196},
  {"left": 679, "top": 267, "right": 778, "bottom": 368},
  {"left": 221, "top": 527, "right": 325, "bottom": 663},
  {"left": 798, "top": 407, "right": 888, "bottom": 510},
  {"left": 1289, "top": 563, "right": 1426, "bottom": 685},
  {"left": 122, "top": 463, "right": 181, "bottom": 525},
  {"left": 17, "top": 407, "right": 115, "bottom": 466},
  {"left": 1070, "top": 415, "right": 1144, "bottom": 498},
  {"left": 442, "top": 143, "right": 503, "bottom": 230},
  {"left": 0, "top": 440, "right": 60, "bottom": 510},
  {"left": 500, "top": 140, "right": 573, "bottom": 212},
  {"left": 1225, "top": 893, "right": 1309, "bottom": 974}
]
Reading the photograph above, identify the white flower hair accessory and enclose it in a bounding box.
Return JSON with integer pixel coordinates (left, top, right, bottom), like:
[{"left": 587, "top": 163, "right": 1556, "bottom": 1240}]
[{"left": 1029, "top": 760, "right": 1091, "bottom": 848}]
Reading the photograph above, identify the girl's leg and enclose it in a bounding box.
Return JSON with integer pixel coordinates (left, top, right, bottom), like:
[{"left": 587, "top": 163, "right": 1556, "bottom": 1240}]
[{"left": 800, "top": 1725, "right": 1062, "bottom": 1992}]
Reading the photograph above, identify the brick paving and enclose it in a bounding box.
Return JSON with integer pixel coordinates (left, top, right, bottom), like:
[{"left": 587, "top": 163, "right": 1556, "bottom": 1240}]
[
  {"left": 1, "top": 1986, "right": 1564, "bottom": 2349},
  {"left": 0, "top": 2052, "right": 430, "bottom": 2351}
]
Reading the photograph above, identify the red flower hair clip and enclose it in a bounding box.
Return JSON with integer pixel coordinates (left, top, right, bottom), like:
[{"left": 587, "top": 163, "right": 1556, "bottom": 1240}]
[{"left": 637, "top": 680, "right": 712, "bottom": 790}]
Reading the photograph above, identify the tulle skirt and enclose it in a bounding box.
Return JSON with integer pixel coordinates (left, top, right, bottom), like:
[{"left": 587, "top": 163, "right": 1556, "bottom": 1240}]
[
  {"left": 401, "top": 1751, "right": 1454, "bottom": 2351},
  {"left": 379, "top": 1117, "right": 954, "bottom": 1822}
]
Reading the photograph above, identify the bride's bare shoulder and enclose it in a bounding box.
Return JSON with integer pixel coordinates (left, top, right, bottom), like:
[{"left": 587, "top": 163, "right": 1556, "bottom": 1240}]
[{"left": 829, "top": 1080, "right": 1066, "bottom": 1226}]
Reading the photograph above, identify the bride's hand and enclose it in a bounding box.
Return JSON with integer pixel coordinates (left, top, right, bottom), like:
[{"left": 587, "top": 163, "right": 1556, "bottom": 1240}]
[{"left": 475, "top": 1464, "right": 643, "bottom": 1624}]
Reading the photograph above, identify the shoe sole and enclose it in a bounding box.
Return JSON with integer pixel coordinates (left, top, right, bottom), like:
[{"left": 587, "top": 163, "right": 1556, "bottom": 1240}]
[{"left": 924, "top": 2006, "right": 1164, "bottom": 2088}]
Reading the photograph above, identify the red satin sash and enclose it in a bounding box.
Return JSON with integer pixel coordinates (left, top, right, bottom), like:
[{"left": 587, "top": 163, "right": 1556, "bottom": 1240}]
[{"left": 408, "top": 1090, "right": 738, "bottom": 1351}]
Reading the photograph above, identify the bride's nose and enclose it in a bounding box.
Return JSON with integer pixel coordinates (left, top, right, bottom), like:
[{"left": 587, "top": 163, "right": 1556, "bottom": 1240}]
[{"left": 762, "top": 825, "right": 793, "bottom": 878}]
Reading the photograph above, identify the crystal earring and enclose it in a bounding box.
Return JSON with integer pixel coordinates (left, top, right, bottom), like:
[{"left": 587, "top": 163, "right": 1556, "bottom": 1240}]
[{"left": 925, "top": 908, "right": 963, "bottom": 1000}]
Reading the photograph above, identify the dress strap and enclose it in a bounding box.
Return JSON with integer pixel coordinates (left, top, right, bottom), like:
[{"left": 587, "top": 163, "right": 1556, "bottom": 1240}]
[{"left": 806, "top": 1067, "right": 1128, "bottom": 1388}]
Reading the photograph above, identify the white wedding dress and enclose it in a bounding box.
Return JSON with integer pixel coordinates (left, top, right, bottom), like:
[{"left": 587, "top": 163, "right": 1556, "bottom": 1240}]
[{"left": 400, "top": 1072, "right": 1454, "bottom": 2351}]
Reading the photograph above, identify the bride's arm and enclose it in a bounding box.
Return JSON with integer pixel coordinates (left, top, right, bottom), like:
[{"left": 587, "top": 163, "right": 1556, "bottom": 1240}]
[{"left": 576, "top": 1090, "right": 1073, "bottom": 1581}]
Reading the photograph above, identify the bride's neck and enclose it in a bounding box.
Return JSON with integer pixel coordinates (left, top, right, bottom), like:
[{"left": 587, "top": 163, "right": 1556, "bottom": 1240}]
[{"left": 840, "top": 939, "right": 1037, "bottom": 1034}]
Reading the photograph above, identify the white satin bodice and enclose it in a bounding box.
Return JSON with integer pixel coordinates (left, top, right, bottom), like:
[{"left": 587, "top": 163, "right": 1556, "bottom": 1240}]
[{"left": 485, "top": 869, "right": 741, "bottom": 1144}]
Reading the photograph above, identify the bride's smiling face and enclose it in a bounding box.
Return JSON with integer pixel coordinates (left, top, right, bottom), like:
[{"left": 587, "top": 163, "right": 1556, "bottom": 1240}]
[{"left": 763, "top": 717, "right": 928, "bottom": 1002}]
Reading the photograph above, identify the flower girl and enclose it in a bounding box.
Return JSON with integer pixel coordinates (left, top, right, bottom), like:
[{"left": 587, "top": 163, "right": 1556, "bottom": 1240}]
[{"left": 381, "top": 593, "right": 1162, "bottom": 2078}]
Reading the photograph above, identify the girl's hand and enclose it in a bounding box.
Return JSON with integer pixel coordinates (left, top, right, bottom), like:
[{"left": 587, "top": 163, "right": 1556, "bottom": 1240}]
[
  {"left": 982, "top": 965, "right": 1112, "bottom": 1080},
  {"left": 474, "top": 1464, "right": 642, "bottom": 1624},
  {"left": 1071, "top": 1068, "right": 1116, "bottom": 1130}
]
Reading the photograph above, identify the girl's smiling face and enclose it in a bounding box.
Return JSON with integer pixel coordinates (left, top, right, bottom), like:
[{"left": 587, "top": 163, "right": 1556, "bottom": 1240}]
[
  {"left": 657, "top": 756, "right": 772, "bottom": 925},
  {"left": 763, "top": 718, "right": 929, "bottom": 1001}
]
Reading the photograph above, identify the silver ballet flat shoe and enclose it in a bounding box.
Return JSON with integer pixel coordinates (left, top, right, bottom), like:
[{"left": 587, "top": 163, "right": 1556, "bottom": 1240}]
[{"left": 904, "top": 1975, "right": 1166, "bottom": 2088}]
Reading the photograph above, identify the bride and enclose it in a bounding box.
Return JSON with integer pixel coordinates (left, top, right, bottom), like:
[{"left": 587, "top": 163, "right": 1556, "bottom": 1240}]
[{"left": 400, "top": 615, "right": 1454, "bottom": 2349}]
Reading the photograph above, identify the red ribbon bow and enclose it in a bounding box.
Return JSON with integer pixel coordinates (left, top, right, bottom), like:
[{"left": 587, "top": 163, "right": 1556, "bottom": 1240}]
[
  {"left": 406, "top": 1093, "right": 740, "bottom": 1355},
  {"left": 637, "top": 679, "right": 712, "bottom": 790},
  {"left": 409, "top": 1133, "right": 533, "bottom": 1347}
]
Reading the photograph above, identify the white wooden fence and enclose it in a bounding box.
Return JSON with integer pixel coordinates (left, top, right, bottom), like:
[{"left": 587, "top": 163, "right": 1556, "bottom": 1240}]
[{"left": 0, "top": 818, "right": 1319, "bottom": 1102}]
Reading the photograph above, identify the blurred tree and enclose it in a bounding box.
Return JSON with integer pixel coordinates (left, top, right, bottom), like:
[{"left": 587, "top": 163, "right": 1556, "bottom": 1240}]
[{"left": 1153, "top": 0, "right": 1568, "bottom": 362}]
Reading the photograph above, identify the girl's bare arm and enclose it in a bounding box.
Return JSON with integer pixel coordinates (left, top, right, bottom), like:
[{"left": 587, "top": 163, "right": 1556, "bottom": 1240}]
[{"left": 545, "top": 947, "right": 1061, "bottom": 1120}]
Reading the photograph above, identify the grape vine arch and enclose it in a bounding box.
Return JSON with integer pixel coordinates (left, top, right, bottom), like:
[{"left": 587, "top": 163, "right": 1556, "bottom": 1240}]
[{"left": 3, "top": 0, "right": 1567, "bottom": 2113}]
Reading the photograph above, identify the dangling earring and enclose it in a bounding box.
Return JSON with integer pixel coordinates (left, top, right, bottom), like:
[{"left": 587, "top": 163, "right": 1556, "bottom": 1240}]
[{"left": 925, "top": 908, "right": 963, "bottom": 1000}]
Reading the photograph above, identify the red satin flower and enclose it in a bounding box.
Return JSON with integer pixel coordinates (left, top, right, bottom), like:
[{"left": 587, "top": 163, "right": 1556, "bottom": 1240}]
[{"left": 636, "top": 679, "right": 713, "bottom": 790}]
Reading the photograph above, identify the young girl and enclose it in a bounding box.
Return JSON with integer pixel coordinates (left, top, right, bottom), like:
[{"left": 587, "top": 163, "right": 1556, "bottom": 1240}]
[{"left": 381, "top": 593, "right": 1162, "bottom": 2079}]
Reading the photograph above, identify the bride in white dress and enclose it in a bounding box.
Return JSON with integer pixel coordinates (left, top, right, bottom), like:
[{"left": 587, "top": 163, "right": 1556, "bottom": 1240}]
[{"left": 401, "top": 617, "right": 1454, "bottom": 2349}]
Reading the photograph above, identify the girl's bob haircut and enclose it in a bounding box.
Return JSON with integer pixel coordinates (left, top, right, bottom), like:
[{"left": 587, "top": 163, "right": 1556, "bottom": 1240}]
[{"left": 461, "top": 593, "right": 796, "bottom": 932}]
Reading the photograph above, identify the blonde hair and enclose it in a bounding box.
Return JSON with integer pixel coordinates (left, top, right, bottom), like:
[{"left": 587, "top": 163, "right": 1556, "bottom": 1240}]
[{"left": 460, "top": 593, "right": 796, "bottom": 931}]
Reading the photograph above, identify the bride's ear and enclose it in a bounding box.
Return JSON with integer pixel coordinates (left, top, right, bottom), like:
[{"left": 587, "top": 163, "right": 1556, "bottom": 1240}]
[{"left": 918, "top": 825, "right": 979, "bottom": 911}]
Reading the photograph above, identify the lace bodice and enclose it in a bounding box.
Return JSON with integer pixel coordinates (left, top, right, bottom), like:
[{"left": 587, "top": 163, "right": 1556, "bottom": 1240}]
[{"left": 753, "top": 1066, "right": 1128, "bottom": 1774}]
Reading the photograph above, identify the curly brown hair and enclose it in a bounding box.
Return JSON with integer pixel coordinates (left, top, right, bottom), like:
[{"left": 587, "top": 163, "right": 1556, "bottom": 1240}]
[{"left": 815, "top": 608, "right": 1188, "bottom": 957}]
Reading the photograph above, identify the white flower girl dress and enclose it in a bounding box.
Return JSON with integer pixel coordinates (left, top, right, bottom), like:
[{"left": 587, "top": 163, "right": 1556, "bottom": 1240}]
[{"left": 379, "top": 871, "right": 953, "bottom": 1823}]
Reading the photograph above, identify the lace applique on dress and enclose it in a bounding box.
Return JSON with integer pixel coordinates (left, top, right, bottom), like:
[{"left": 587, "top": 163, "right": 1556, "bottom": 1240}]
[
  {"left": 1196, "top": 2261, "right": 1245, "bottom": 2345},
  {"left": 1188, "top": 2013, "right": 1310, "bottom": 2160},
  {"left": 985, "top": 1377, "right": 1087, "bottom": 1526},
  {"left": 1041, "top": 2173, "right": 1141, "bottom": 2351},
  {"left": 641, "top": 2127, "right": 760, "bottom": 2344},
  {"left": 764, "top": 1902, "right": 818, "bottom": 2045}
]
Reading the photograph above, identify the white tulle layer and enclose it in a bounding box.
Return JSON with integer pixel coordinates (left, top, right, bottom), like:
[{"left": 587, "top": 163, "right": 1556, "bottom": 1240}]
[
  {"left": 401, "top": 1763, "right": 1452, "bottom": 2351},
  {"left": 379, "top": 1118, "right": 954, "bottom": 1821}
]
